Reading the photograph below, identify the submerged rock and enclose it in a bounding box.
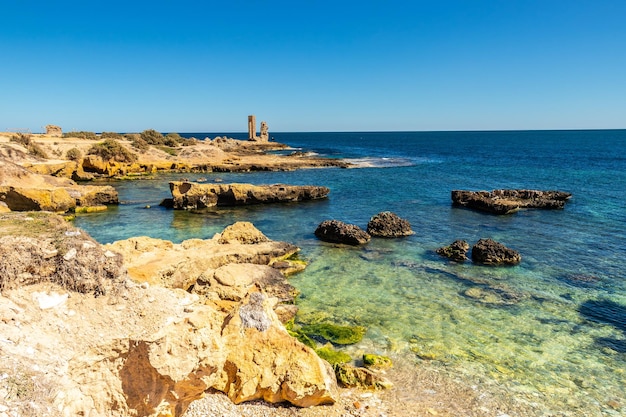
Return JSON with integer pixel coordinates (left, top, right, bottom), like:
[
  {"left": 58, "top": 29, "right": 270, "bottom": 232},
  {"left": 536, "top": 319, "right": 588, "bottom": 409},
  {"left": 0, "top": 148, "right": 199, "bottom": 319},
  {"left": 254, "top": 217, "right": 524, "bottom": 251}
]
[
  {"left": 169, "top": 181, "right": 329, "bottom": 210},
  {"left": 471, "top": 238, "right": 521, "bottom": 265},
  {"left": 301, "top": 322, "right": 367, "bottom": 345},
  {"left": 451, "top": 189, "right": 572, "bottom": 215},
  {"left": 366, "top": 211, "right": 413, "bottom": 237},
  {"left": 436, "top": 239, "right": 470, "bottom": 262},
  {"left": 463, "top": 285, "right": 527, "bottom": 305},
  {"left": 334, "top": 364, "right": 393, "bottom": 390},
  {"left": 363, "top": 354, "right": 393, "bottom": 369},
  {"left": 314, "top": 220, "right": 371, "bottom": 245}
]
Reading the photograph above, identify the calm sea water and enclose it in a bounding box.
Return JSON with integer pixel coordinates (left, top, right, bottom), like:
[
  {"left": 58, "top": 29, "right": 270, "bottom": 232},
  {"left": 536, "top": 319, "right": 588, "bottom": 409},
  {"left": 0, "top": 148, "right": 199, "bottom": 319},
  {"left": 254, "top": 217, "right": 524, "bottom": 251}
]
[{"left": 75, "top": 130, "right": 626, "bottom": 416}]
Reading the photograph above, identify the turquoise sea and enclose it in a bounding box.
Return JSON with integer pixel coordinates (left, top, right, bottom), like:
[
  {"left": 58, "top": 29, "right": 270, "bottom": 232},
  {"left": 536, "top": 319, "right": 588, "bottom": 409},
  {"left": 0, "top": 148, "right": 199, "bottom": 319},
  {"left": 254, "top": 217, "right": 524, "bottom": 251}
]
[{"left": 75, "top": 130, "right": 626, "bottom": 416}]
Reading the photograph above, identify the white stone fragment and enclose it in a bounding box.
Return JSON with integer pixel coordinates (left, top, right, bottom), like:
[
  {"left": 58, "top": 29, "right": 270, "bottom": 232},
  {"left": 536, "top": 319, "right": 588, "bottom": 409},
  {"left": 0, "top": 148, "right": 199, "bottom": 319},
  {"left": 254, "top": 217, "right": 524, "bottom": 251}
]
[{"left": 63, "top": 248, "right": 77, "bottom": 261}]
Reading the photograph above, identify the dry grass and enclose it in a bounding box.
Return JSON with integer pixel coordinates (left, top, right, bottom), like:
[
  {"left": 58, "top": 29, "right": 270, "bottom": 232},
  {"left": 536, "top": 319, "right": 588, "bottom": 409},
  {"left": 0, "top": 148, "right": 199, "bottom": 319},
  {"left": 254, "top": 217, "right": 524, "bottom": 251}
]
[
  {"left": 0, "top": 212, "right": 124, "bottom": 294},
  {"left": 0, "top": 363, "right": 60, "bottom": 417}
]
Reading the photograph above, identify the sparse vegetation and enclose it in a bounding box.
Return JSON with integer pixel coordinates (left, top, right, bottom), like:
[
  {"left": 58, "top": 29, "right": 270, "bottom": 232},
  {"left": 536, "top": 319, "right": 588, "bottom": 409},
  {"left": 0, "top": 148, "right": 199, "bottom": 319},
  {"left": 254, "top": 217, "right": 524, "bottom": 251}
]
[
  {"left": 131, "top": 136, "right": 150, "bottom": 151},
  {"left": 10, "top": 133, "right": 32, "bottom": 146},
  {"left": 27, "top": 143, "right": 48, "bottom": 159},
  {"left": 88, "top": 139, "right": 137, "bottom": 163},
  {"left": 140, "top": 129, "right": 165, "bottom": 145},
  {"left": 63, "top": 131, "right": 98, "bottom": 140},
  {"left": 100, "top": 131, "right": 123, "bottom": 139},
  {"left": 156, "top": 145, "right": 178, "bottom": 156},
  {"left": 65, "top": 147, "right": 82, "bottom": 161}
]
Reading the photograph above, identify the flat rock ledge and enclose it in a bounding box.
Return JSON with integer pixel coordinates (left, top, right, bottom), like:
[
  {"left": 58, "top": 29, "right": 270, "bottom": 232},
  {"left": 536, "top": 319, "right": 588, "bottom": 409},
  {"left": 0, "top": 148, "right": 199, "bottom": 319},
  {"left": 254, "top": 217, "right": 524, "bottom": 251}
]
[
  {"left": 167, "top": 181, "right": 330, "bottom": 210},
  {"left": 451, "top": 189, "right": 572, "bottom": 215}
]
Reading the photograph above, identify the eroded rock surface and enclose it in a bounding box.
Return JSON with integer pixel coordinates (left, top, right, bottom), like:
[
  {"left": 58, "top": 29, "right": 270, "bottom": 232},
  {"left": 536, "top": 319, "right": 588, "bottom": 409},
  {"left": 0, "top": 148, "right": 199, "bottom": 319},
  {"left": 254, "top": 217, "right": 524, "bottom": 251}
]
[
  {"left": 0, "top": 157, "right": 117, "bottom": 212},
  {"left": 471, "top": 238, "right": 521, "bottom": 265},
  {"left": 169, "top": 181, "right": 330, "bottom": 210},
  {"left": 451, "top": 189, "right": 572, "bottom": 214},
  {"left": 436, "top": 240, "right": 470, "bottom": 262},
  {"left": 366, "top": 211, "right": 413, "bottom": 237},
  {"left": 0, "top": 216, "right": 338, "bottom": 417},
  {"left": 314, "top": 220, "right": 371, "bottom": 245}
]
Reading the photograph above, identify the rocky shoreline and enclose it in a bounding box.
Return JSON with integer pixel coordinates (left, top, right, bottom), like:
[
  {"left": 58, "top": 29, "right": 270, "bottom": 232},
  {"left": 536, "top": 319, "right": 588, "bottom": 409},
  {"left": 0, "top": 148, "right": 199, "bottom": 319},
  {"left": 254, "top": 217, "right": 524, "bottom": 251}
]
[{"left": 0, "top": 130, "right": 579, "bottom": 416}]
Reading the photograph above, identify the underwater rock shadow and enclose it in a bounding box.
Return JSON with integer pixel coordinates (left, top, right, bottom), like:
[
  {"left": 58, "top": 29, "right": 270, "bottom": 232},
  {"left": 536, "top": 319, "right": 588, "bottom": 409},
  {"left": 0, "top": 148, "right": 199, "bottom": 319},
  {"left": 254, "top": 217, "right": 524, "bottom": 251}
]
[{"left": 578, "top": 299, "right": 626, "bottom": 353}]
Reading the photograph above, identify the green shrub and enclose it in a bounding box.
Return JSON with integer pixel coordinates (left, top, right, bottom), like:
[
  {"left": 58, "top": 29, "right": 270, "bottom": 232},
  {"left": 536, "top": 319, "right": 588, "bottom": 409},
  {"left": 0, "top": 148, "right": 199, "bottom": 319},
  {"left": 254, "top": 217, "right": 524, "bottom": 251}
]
[
  {"left": 180, "top": 137, "right": 199, "bottom": 146},
  {"left": 66, "top": 147, "right": 82, "bottom": 161},
  {"left": 63, "top": 131, "right": 98, "bottom": 140},
  {"left": 88, "top": 139, "right": 137, "bottom": 163},
  {"left": 131, "top": 137, "right": 150, "bottom": 152},
  {"left": 10, "top": 133, "right": 32, "bottom": 146},
  {"left": 100, "top": 131, "right": 123, "bottom": 139},
  {"left": 28, "top": 143, "right": 48, "bottom": 159},
  {"left": 140, "top": 129, "right": 165, "bottom": 145}
]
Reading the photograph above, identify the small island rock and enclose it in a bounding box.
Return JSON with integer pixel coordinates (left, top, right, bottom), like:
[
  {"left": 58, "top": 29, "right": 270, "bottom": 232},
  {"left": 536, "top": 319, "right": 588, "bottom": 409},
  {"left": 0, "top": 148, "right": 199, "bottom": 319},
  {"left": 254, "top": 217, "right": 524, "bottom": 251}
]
[
  {"left": 366, "top": 211, "right": 414, "bottom": 237},
  {"left": 314, "top": 220, "right": 371, "bottom": 245},
  {"left": 436, "top": 240, "right": 470, "bottom": 262},
  {"left": 451, "top": 189, "right": 572, "bottom": 215},
  {"left": 471, "top": 238, "right": 521, "bottom": 265}
]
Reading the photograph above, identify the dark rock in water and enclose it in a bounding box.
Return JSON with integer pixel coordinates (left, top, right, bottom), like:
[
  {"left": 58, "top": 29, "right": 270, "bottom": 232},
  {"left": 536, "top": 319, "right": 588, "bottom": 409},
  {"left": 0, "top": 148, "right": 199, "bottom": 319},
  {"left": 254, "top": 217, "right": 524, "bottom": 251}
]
[
  {"left": 436, "top": 240, "right": 470, "bottom": 262},
  {"left": 451, "top": 189, "right": 572, "bottom": 215},
  {"left": 559, "top": 273, "right": 601, "bottom": 288},
  {"left": 366, "top": 211, "right": 414, "bottom": 237},
  {"left": 314, "top": 220, "right": 371, "bottom": 245},
  {"left": 471, "top": 238, "right": 521, "bottom": 265}
]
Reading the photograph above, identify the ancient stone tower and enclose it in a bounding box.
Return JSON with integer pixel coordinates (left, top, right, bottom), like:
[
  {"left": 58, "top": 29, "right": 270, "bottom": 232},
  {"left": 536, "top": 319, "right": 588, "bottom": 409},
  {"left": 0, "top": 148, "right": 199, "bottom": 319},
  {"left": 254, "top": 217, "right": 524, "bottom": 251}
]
[
  {"left": 248, "top": 115, "right": 257, "bottom": 140},
  {"left": 248, "top": 115, "right": 269, "bottom": 141}
]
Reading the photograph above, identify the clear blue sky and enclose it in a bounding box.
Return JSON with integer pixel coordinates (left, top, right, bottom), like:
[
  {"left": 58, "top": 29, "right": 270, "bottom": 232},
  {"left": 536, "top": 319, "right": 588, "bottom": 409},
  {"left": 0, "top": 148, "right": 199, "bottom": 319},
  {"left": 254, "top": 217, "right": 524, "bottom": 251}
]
[{"left": 1, "top": 1, "right": 625, "bottom": 132}]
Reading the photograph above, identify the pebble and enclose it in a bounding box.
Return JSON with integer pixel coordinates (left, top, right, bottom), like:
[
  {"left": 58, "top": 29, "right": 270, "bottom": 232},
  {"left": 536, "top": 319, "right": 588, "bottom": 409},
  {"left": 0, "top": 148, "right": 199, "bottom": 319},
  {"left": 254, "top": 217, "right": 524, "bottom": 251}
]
[{"left": 63, "top": 248, "right": 77, "bottom": 261}]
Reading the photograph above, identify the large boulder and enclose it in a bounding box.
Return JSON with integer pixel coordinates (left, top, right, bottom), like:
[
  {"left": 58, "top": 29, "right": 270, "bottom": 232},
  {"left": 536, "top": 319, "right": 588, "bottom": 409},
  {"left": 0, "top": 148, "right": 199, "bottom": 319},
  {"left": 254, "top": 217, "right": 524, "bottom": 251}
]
[
  {"left": 471, "top": 238, "right": 521, "bottom": 265},
  {"left": 366, "top": 211, "right": 413, "bottom": 237},
  {"left": 314, "top": 220, "right": 371, "bottom": 245},
  {"left": 451, "top": 189, "right": 572, "bottom": 214},
  {"left": 219, "top": 293, "right": 338, "bottom": 406},
  {"left": 169, "top": 181, "right": 330, "bottom": 210}
]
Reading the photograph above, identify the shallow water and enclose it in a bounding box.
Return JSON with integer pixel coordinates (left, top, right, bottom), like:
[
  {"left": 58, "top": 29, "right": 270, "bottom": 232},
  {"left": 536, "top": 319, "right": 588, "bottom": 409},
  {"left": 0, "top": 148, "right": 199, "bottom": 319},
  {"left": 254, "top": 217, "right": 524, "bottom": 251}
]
[{"left": 75, "top": 130, "right": 626, "bottom": 416}]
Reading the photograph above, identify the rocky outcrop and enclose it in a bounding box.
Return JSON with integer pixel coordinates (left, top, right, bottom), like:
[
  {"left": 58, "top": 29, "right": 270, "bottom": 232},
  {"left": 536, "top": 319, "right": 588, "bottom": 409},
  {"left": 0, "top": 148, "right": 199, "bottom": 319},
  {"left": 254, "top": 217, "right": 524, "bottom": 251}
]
[
  {"left": 314, "top": 220, "right": 371, "bottom": 245},
  {"left": 168, "top": 181, "right": 330, "bottom": 210},
  {"left": 0, "top": 157, "right": 117, "bottom": 212},
  {"left": 0, "top": 216, "right": 339, "bottom": 417},
  {"left": 366, "top": 211, "right": 413, "bottom": 237},
  {"left": 451, "top": 189, "right": 572, "bottom": 214},
  {"left": 436, "top": 239, "right": 470, "bottom": 262},
  {"left": 471, "top": 238, "right": 521, "bottom": 265},
  {"left": 106, "top": 223, "right": 299, "bottom": 291}
]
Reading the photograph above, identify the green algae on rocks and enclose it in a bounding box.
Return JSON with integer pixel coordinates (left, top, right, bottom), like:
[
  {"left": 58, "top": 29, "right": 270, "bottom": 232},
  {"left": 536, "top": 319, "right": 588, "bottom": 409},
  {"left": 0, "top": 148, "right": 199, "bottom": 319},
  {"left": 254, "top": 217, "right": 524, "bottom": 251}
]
[
  {"left": 315, "top": 345, "right": 352, "bottom": 366},
  {"left": 301, "top": 322, "right": 366, "bottom": 345},
  {"left": 363, "top": 354, "right": 392, "bottom": 369}
]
